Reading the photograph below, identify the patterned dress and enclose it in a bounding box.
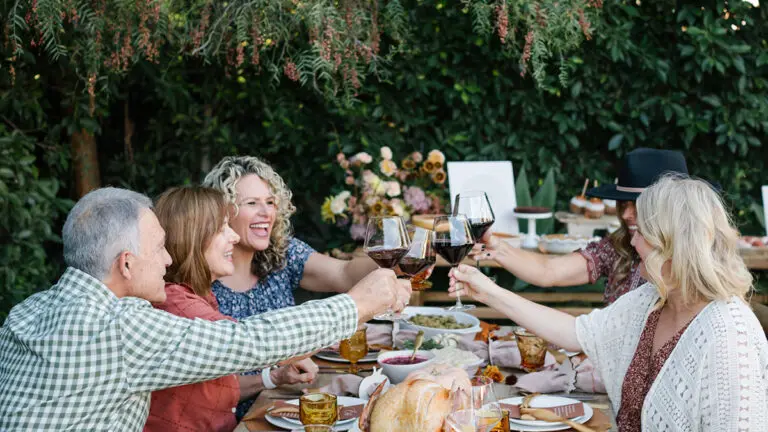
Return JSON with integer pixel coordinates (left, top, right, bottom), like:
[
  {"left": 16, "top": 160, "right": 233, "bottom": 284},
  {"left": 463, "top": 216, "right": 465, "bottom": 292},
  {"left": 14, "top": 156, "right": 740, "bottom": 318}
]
[
  {"left": 616, "top": 308, "right": 694, "bottom": 432},
  {"left": 212, "top": 237, "right": 316, "bottom": 419},
  {"left": 578, "top": 236, "right": 646, "bottom": 304}
]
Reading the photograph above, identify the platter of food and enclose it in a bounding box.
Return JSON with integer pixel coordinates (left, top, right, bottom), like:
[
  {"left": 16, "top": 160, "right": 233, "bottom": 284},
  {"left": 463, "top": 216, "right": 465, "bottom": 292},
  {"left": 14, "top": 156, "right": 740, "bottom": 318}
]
[{"left": 399, "top": 306, "right": 481, "bottom": 339}]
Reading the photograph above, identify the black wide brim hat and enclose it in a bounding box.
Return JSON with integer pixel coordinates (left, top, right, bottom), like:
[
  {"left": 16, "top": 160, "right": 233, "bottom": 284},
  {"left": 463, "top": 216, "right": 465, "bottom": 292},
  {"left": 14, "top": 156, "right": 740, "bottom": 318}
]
[{"left": 586, "top": 148, "right": 719, "bottom": 201}]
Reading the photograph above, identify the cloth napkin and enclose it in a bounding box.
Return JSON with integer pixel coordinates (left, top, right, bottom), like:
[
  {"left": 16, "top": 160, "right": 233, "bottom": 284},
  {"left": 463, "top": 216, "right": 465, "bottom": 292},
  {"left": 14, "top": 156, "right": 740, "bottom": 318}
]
[
  {"left": 303, "top": 374, "right": 364, "bottom": 397},
  {"left": 395, "top": 329, "right": 557, "bottom": 370},
  {"left": 515, "top": 355, "right": 606, "bottom": 394}
]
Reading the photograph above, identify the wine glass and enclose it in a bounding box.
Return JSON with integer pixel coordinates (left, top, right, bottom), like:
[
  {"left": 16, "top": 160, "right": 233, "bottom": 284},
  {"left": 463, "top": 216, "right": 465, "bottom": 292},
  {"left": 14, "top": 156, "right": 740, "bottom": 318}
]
[
  {"left": 453, "top": 191, "right": 495, "bottom": 268},
  {"left": 364, "top": 216, "right": 411, "bottom": 320},
  {"left": 397, "top": 226, "right": 436, "bottom": 289},
  {"left": 433, "top": 214, "right": 476, "bottom": 311},
  {"left": 453, "top": 191, "right": 496, "bottom": 242},
  {"left": 339, "top": 327, "right": 368, "bottom": 374},
  {"left": 470, "top": 375, "right": 503, "bottom": 432}
]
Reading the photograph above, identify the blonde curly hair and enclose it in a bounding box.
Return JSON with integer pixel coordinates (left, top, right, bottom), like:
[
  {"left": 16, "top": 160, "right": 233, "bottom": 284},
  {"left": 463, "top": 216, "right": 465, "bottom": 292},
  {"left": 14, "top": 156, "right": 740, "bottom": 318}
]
[
  {"left": 202, "top": 156, "right": 296, "bottom": 278},
  {"left": 636, "top": 174, "right": 752, "bottom": 307}
]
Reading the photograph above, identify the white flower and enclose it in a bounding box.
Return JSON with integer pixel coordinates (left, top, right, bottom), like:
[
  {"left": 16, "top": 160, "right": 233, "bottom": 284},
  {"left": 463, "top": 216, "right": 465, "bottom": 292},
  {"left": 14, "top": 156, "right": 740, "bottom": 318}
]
[
  {"left": 330, "top": 195, "right": 348, "bottom": 215},
  {"left": 354, "top": 152, "right": 373, "bottom": 164},
  {"left": 390, "top": 198, "right": 405, "bottom": 215},
  {"left": 362, "top": 170, "right": 379, "bottom": 185},
  {"left": 338, "top": 191, "right": 351, "bottom": 200},
  {"left": 385, "top": 181, "right": 401, "bottom": 197},
  {"left": 380, "top": 146, "right": 393, "bottom": 160}
]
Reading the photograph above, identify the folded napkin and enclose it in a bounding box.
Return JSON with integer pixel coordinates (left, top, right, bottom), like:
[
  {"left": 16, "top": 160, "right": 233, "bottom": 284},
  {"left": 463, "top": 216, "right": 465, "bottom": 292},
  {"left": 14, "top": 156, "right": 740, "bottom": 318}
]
[
  {"left": 268, "top": 400, "right": 364, "bottom": 421},
  {"left": 303, "top": 374, "right": 364, "bottom": 397},
  {"left": 516, "top": 355, "right": 606, "bottom": 394},
  {"left": 396, "top": 329, "right": 557, "bottom": 371},
  {"left": 500, "top": 401, "right": 585, "bottom": 419}
]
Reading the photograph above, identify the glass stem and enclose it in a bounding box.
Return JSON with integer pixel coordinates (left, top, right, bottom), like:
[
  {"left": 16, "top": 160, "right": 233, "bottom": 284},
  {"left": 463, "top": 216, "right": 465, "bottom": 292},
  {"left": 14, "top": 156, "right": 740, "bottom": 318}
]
[{"left": 454, "top": 265, "right": 464, "bottom": 307}]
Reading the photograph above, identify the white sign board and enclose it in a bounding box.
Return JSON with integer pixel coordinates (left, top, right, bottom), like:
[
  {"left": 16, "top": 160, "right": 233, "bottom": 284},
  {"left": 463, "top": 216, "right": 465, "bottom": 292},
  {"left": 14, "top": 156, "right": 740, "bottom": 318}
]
[
  {"left": 762, "top": 185, "right": 768, "bottom": 236},
  {"left": 447, "top": 161, "right": 519, "bottom": 235}
]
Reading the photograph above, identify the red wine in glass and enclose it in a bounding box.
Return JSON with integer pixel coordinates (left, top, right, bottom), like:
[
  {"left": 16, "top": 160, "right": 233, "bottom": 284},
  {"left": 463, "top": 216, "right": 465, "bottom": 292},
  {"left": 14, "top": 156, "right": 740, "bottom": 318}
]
[
  {"left": 433, "top": 242, "right": 475, "bottom": 265},
  {"left": 433, "top": 215, "right": 476, "bottom": 311},
  {"left": 364, "top": 216, "right": 411, "bottom": 320},
  {"left": 367, "top": 247, "right": 409, "bottom": 269},
  {"left": 398, "top": 256, "right": 436, "bottom": 276},
  {"left": 468, "top": 219, "right": 494, "bottom": 240},
  {"left": 454, "top": 191, "right": 496, "bottom": 241}
]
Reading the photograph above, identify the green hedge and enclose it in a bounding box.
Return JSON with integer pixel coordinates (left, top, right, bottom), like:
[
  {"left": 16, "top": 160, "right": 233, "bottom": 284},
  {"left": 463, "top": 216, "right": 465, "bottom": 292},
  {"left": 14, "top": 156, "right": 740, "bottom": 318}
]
[{"left": 2, "top": 0, "right": 767, "bottom": 320}]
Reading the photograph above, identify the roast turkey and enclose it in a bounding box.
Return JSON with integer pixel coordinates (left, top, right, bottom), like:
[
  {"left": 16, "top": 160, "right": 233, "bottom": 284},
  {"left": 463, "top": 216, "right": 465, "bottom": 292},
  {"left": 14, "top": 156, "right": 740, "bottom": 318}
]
[{"left": 359, "top": 363, "right": 472, "bottom": 432}]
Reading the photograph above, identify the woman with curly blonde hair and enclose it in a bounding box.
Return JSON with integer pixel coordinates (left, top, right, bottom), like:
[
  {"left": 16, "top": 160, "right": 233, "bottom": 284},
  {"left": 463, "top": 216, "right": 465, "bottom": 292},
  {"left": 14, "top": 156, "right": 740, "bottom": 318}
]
[
  {"left": 450, "top": 174, "right": 767, "bottom": 431},
  {"left": 202, "top": 155, "right": 379, "bottom": 418}
]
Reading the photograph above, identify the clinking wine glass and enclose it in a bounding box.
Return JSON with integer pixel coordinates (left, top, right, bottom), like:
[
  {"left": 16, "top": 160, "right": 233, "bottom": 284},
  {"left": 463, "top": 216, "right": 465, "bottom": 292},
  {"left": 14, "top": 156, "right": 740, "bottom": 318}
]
[
  {"left": 397, "top": 226, "right": 437, "bottom": 289},
  {"left": 364, "top": 216, "right": 411, "bottom": 320},
  {"left": 453, "top": 191, "right": 496, "bottom": 242},
  {"left": 339, "top": 327, "right": 368, "bottom": 374},
  {"left": 433, "top": 214, "right": 476, "bottom": 311}
]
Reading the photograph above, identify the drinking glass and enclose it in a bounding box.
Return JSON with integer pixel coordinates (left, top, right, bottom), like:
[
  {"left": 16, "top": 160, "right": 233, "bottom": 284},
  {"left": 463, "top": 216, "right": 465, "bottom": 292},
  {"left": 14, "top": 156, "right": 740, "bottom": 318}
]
[
  {"left": 339, "top": 327, "right": 368, "bottom": 374},
  {"left": 290, "top": 426, "right": 335, "bottom": 432},
  {"left": 470, "top": 375, "right": 503, "bottom": 432},
  {"left": 453, "top": 191, "right": 496, "bottom": 242},
  {"left": 397, "top": 226, "right": 436, "bottom": 291},
  {"left": 515, "top": 329, "right": 547, "bottom": 372},
  {"left": 299, "top": 393, "right": 338, "bottom": 426},
  {"left": 433, "top": 214, "right": 476, "bottom": 311},
  {"left": 364, "top": 216, "right": 411, "bottom": 320}
]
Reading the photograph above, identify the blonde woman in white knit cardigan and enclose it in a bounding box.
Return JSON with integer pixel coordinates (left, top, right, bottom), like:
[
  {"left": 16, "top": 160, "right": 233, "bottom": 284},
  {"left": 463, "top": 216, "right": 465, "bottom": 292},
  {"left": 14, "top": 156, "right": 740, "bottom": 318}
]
[{"left": 449, "top": 174, "right": 767, "bottom": 431}]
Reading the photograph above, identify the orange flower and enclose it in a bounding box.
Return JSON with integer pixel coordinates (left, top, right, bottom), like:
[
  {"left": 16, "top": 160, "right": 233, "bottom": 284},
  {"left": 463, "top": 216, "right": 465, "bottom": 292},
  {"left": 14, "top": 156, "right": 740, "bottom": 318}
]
[
  {"left": 431, "top": 169, "right": 446, "bottom": 184},
  {"left": 422, "top": 160, "right": 436, "bottom": 174},
  {"left": 370, "top": 201, "right": 384, "bottom": 215},
  {"left": 433, "top": 161, "right": 443, "bottom": 170},
  {"left": 401, "top": 158, "right": 416, "bottom": 170}
]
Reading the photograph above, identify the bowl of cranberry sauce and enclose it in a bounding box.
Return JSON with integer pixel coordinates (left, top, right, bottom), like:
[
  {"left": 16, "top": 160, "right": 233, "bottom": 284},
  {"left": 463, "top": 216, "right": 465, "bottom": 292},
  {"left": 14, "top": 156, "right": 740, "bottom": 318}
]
[{"left": 377, "top": 350, "right": 435, "bottom": 384}]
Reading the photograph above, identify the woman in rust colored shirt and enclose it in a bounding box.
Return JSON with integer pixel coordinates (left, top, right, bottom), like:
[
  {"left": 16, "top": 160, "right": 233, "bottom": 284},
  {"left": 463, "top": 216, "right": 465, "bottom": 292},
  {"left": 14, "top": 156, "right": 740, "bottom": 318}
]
[{"left": 145, "top": 186, "right": 318, "bottom": 432}]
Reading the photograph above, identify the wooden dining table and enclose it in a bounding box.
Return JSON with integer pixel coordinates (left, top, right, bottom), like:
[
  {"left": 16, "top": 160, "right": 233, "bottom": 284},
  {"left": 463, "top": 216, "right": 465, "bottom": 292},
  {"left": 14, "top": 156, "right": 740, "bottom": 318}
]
[{"left": 233, "top": 358, "right": 618, "bottom": 432}]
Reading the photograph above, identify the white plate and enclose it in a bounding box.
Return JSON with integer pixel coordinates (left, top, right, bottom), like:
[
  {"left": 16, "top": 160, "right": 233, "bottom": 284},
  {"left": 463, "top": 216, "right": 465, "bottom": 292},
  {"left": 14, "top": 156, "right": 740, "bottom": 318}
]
[
  {"left": 501, "top": 395, "right": 593, "bottom": 429},
  {"left": 315, "top": 350, "right": 380, "bottom": 363},
  {"left": 265, "top": 396, "right": 365, "bottom": 430}
]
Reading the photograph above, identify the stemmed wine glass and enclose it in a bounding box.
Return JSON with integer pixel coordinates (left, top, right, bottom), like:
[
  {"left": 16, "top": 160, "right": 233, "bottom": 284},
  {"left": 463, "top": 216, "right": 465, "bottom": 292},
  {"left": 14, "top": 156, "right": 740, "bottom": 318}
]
[
  {"left": 445, "top": 376, "right": 503, "bottom": 432},
  {"left": 397, "top": 226, "right": 437, "bottom": 286},
  {"left": 339, "top": 327, "right": 368, "bottom": 374},
  {"left": 453, "top": 190, "right": 495, "bottom": 246},
  {"left": 432, "top": 214, "right": 476, "bottom": 311},
  {"left": 364, "top": 216, "right": 411, "bottom": 320}
]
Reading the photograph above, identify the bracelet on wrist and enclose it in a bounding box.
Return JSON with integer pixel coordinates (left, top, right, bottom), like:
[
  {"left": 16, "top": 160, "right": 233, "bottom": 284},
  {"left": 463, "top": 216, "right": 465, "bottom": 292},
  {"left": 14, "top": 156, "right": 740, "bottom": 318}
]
[{"left": 261, "top": 367, "right": 277, "bottom": 389}]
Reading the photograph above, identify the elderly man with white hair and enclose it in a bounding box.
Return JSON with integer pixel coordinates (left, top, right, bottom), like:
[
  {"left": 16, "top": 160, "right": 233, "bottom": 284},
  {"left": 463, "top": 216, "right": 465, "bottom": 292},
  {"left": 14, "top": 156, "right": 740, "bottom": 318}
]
[{"left": 0, "top": 187, "right": 411, "bottom": 431}]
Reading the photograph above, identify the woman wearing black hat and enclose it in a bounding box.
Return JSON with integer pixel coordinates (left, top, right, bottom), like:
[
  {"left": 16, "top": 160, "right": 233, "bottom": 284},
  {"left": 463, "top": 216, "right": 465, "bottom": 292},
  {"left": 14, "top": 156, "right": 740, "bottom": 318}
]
[{"left": 475, "top": 148, "right": 686, "bottom": 304}]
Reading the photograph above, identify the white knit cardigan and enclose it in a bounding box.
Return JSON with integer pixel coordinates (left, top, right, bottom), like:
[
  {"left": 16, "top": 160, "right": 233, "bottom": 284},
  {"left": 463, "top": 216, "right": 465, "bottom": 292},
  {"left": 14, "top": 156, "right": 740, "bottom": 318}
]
[{"left": 575, "top": 283, "right": 768, "bottom": 431}]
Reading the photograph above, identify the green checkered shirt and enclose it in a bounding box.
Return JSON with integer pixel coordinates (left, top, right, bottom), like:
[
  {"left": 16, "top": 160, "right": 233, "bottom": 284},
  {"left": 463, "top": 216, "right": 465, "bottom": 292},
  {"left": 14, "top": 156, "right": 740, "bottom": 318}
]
[{"left": 0, "top": 267, "right": 358, "bottom": 431}]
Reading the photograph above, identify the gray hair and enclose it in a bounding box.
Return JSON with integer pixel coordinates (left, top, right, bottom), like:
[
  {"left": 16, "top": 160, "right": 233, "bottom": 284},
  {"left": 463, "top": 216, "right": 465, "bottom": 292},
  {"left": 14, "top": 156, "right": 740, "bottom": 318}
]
[{"left": 63, "top": 187, "right": 152, "bottom": 280}]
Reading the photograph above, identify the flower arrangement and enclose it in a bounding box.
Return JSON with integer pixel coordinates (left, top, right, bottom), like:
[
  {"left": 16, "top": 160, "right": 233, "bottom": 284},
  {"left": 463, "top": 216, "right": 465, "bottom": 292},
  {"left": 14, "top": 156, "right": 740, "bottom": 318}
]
[{"left": 322, "top": 147, "right": 449, "bottom": 241}]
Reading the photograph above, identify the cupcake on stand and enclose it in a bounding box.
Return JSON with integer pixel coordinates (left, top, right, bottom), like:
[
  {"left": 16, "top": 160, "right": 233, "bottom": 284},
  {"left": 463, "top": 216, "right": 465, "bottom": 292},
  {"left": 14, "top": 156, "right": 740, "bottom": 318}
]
[{"left": 569, "top": 179, "right": 589, "bottom": 214}]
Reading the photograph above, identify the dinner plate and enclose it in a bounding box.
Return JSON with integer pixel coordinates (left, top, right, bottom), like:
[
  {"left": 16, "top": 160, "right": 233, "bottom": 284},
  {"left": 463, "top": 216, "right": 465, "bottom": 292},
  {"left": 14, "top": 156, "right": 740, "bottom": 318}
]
[
  {"left": 264, "top": 396, "right": 365, "bottom": 430},
  {"left": 315, "top": 350, "right": 379, "bottom": 363},
  {"left": 501, "top": 395, "right": 593, "bottom": 429}
]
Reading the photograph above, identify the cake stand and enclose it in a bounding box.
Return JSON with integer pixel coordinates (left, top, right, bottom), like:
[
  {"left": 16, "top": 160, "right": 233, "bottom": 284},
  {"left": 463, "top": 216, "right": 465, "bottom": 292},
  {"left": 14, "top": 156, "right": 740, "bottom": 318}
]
[{"left": 513, "top": 211, "right": 553, "bottom": 250}]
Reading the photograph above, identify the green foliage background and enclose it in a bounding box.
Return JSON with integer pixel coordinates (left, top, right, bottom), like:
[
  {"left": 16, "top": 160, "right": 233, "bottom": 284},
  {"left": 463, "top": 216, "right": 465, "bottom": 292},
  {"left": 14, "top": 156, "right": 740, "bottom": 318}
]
[{"left": 2, "top": 0, "right": 767, "bottom": 321}]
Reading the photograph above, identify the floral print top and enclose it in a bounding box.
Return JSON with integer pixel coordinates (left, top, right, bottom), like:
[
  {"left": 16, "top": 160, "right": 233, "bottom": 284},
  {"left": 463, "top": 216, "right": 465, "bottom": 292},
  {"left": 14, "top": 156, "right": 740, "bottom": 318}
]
[
  {"left": 212, "top": 237, "right": 315, "bottom": 419},
  {"left": 616, "top": 308, "right": 693, "bottom": 432},
  {"left": 212, "top": 237, "right": 315, "bottom": 318},
  {"left": 578, "top": 236, "right": 646, "bottom": 304}
]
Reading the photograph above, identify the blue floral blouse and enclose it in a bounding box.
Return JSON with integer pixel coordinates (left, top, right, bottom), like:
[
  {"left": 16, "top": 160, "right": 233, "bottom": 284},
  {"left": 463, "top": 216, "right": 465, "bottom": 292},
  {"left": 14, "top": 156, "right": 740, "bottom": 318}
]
[
  {"left": 212, "top": 237, "right": 315, "bottom": 420},
  {"left": 212, "top": 237, "right": 315, "bottom": 319}
]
